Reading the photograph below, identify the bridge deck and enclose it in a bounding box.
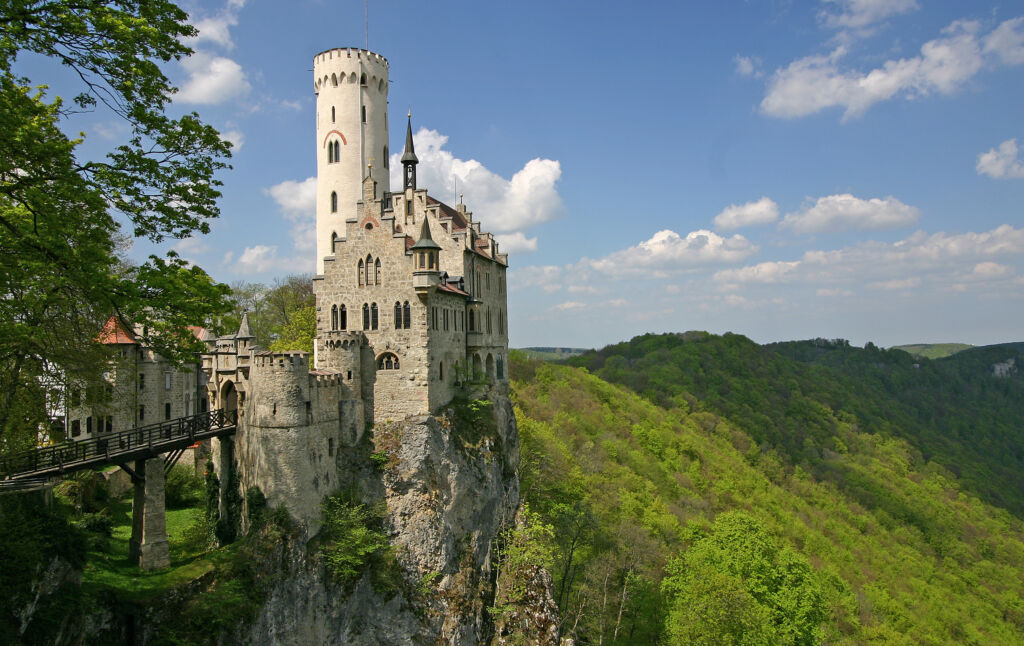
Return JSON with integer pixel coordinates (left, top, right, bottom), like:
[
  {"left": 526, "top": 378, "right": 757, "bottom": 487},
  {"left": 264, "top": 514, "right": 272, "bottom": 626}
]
[{"left": 0, "top": 409, "right": 237, "bottom": 481}]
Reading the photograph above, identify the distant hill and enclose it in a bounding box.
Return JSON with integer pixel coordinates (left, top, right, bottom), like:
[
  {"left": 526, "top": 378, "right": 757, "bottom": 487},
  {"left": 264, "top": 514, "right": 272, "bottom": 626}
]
[
  {"left": 517, "top": 346, "right": 589, "bottom": 361},
  {"left": 891, "top": 342, "right": 974, "bottom": 359},
  {"left": 511, "top": 345, "right": 1024, "bottom": 644},
  {"left": 567, "top": 333, "right": 1024, "bottom": 516}
]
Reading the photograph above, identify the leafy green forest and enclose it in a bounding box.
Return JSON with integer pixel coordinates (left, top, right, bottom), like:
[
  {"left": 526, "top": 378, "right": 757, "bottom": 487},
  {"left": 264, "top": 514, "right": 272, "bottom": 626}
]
[{"left": 512, "top": 333, "right": 1024, "bottom": 644}]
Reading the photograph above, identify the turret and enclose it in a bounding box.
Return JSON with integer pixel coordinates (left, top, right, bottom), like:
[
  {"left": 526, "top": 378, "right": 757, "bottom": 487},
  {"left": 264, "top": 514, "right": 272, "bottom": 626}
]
[
  {"left": 411, "top": 216, "right": 441, "bottom": 296},
  {"left": 401, "top": 112, "right": 418, "bottom": 191},
  {"left": 313, "top": 48, "right": 390, "bottom": 273}
]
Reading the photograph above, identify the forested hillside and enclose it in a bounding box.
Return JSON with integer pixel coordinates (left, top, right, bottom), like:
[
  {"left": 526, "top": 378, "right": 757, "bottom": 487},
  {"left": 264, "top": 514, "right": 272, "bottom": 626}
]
[
  {"left": 512, "top": 337, "right": 1024, "bottom": 644},
  {"left": 566, "top": 333, "right": 1024, "bottom": 515}
]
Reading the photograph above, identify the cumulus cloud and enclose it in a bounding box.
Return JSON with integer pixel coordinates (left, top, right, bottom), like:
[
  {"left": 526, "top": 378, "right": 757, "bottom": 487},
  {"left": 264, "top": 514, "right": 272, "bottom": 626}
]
[
  {"left": 390, "top": 128, "right": 563, "bottom": 239},
  {"left": 972, "top": 261, "right": 1011, "bottom": 277},
  {"left": 234, "top": 245, "right": 280, "bottom": 273},
  {"left": 819, "top": 0, "right": 919, "bottom": 30},
  {"left": 761, "top": 18, "right": 1024, "bottom": 120},
  {"left": 553, "top": 301, "right": 586, "bottom": 312},
  {"left": 266, "top": 177, "right": 316, "bottom": 218},
  {"left": 713, "top": 225, "right": 1024, "bottom": 288},
  {"left": 187, "top": 13, "right": 239, "bottom": 49},
  {"left": 496, "top": 232, "right": 538, "bottom": 254},
  {"left": 713, "top": 197, "right": 779, "bottom": 231},
  {"left": 589, "top": 229, "right": 758, "bottom": 276},
  {"left": 221, "top": 129, "right": 245, "bottom": 152},
  {"left": 976, "top": 138, "right": 1024, "bottom": 179},
  {"left": 780, "top": 194, "right": 920, "bottom": 234},
  {"left": 177, "top": 52, "right": 251, "bottom": 104}
]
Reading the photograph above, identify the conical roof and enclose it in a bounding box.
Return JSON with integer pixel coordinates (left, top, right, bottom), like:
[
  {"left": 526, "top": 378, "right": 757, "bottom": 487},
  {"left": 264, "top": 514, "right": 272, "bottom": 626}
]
[
  {"left": 401, "top": 113, "right": 418, "bottom": 164},
  {"left": 410, "top": 217, "right": 441, "bottom": 251},
  {"left": 236, "top": 311, "right": 254, "bottom": 339}
]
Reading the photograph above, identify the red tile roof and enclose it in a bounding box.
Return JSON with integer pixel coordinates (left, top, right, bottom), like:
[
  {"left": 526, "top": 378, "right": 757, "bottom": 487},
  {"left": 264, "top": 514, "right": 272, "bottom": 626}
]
[
  {"left": 96, "top": 316, "right": 137, "bottom": 345},
  {"left": 437, "top": 282, "right": 470, "bottom": 296},
  {"left": 427, "top": 196, "right": 469, "bottom": 230}
]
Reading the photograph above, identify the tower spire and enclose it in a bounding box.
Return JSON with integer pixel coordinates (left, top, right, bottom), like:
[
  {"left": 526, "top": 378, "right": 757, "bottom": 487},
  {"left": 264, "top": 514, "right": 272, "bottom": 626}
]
[{"left": 401, "top": 111, "right": 418, "bottom": 190}]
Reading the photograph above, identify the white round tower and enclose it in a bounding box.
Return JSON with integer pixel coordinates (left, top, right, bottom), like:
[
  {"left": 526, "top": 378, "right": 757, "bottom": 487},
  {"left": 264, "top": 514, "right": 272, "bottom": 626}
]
[{"left": 313, "top": 48, "right": 390, "bottom": 273}]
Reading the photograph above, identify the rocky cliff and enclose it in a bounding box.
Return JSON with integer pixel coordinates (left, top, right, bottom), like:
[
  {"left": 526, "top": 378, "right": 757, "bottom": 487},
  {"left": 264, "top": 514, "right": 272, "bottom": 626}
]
[{"left": 239, "top": 389, "right": 522, "bottom": 645}]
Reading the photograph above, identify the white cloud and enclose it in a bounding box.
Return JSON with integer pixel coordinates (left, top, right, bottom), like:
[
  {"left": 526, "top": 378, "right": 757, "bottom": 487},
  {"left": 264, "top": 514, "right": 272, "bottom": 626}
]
[
  {"left": 172, "top": 237, "right": 211, "bottom": 258},
  {"left": 188, "top": 13, "right": 239, "bottom": 49},
  {"left": 734, "top": 55, "right": 763, "bottom": 78},
  {"left": 867, "top": 276, "right": 920, "bottom": 289},
  {"left": 715, "top": 261, "right": 801, "bottom": 284},
  {"left": 819, "top": 0, "right": 919, "bottom": 30},
  {"left": 496, "top": 232, "right": 538, "bottom": 254},
  {"left": 509, "top": 265, "right": 563, "bottom": 292},
  {"left": 983, "top": 17, "right": 1024, "bottom": 65},
  {"left": 590, "top": 229, "right": 759, "bottom": 276},
  {"left": 177, "top": 52, "right": 251, "bottom": 104},
  {"left": 553, "top": 301, "right": 586, "bottom": 312},
  {"left": 713, "top": 197, "right": 779, "bottom": 231},
  {"left": 265, "top": 177, "right": 317, "bottom": 219},
  {"left": 761, "top": 19, "right": 1021, "bottom": 120},
  {"left": 972, "top": 261, "right": 1011, "bottom": 277},
  {"left": 976, "top": 138, "right": 1024, "bottom": 179},
  {"left": 221, "top": 129, "right": 245, "bottom": 152},
  {"left": 780, "top": 193, "right": 920, "bottom": 234},
  {"left": 390, "top": 128, "right": 563, "bottom": 239},
  {"left": 234, "top": 245, "right": 280, "bottom": 273},
  {"left": 817, "top": 287, "right": 854, "bottom": 296}
]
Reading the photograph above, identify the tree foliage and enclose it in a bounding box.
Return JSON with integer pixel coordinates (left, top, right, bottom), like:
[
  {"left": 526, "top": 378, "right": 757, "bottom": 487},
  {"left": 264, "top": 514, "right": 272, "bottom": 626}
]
[{"left": 0, "top": 0, "right": 233, "bottom": 448}]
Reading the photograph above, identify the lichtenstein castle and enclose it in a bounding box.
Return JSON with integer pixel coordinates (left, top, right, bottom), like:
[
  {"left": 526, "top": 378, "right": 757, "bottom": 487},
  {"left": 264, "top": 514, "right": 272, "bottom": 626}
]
[{"left": 202, "top": 48, "right": 511, "bottom": 531}]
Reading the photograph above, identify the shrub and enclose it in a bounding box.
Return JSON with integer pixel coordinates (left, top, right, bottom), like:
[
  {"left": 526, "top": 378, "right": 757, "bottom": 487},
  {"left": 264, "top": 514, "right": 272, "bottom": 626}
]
[
  {"left": 319, "top": 493, "right": 393, "bottom": 589},
  {"left": 165, "top": 463, "right": 203, "bottom": 509}
]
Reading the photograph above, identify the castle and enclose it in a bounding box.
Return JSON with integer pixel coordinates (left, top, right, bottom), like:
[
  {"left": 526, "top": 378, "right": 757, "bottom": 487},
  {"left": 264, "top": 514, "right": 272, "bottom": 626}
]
[{"left": 198, "top": 48, "right": 511, "bottom": 531}]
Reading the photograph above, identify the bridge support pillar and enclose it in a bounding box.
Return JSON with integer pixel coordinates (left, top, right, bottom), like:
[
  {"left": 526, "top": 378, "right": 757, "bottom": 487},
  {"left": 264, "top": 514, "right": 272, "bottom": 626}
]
[{"left": 128, "top": 457, "right": 170, "bottom": 570}]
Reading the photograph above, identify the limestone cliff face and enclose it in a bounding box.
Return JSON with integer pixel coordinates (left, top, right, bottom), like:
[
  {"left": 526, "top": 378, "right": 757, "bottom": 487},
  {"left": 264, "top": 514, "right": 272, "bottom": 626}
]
[{"left": 240, "top": 389, "right": 520, "bottom": 645}]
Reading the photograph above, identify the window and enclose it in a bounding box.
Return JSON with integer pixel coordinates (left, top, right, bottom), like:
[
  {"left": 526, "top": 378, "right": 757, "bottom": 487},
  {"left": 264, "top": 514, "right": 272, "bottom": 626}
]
[
  {"left": 340, "top": 304, "right": 347, "bottom": 330},
  {"left": 331, "top": 191, "right": 338, "bottom": 213},
  {"left": 383, "top": 146, "right": 389, "bottom": 168},
  {"left": 403, "top": 301, "right": 411, "bottom": 329},
  {"left": 362, "top": 303, "right": 369, "bottom": 330},
  {"left": 139, "top": 373, "right": 145, "bottom": 390},
  {"left": 138, "top": 406, "right": 145, "bottom": 422},
  {"left": 361, "top": 105, "right": 366, "bottom": 123},
  {"left": 394, "top": 302, "right": 402, "bottom": 329},
  {"left": 165, "top": 372, "right": 172, "bottom": 390},
  {"left": 487, "top": 309, "right": 493, "bottom": 334},
  {"left": 106, "top": 416, "right": 113, "bottom": 433},
  {"left": 165, "top": 403, "right": 171, "bottom": 420},
  {"left": 331, "top": 106, "right": 335, "bottom": 122},
  {"left": 328, "top": 142, "right": 334, "bottom": 163},
  {"left": 358, "top": 259, "right": 364, "bottom": 286},
  {"left": 371, "top": 303, "right": 378, "bottom": 330},
  {"left": 331, "top": 232, "right": 339, "bottom": 253},
  {"left": 486, "top": 271, "right": 490, "bottom": 290},
  {"left": 86, "top": 416, "right": 92, "bottom": 434},
  {"left": 497, "top": 356, "right": 504, "bottom": 380},
  {"left": 469, "top": 309, "right": 475, "bottom": 331},
  {"left": 440, "top": 361, "right": 444, "bottom": 381},
  {"left": 444, "top": 309, "right": 449, "bottom": 331},
  {"left": 500, "top": 276, "right": 505, "bottom": 293},
  {"left": 71, "top": 420, "right": 81, "bottom": 437},
  {"left": 365, "top": 254, "right": 372, "bottom": 285},
  {"left": 331, "top": 305, "right": 339, "bottom": 330},
  {"left": 499, "top": 309, "right": 505, "bottom": 334},
  {"left": 71, "top": 388, "right": 81, "bottom": 407},
  {"left": 360, "top": 73, "right": 367, "bottom": 86},
  {"left": 328, "top": 438, "right": 335, "bottom": 457},
  {"left": 331, "top": 73, "right": 338, "bottom": 87},
  {"left": 378, "top": 353, "right": 400, "bottom": 370},
  {"left": 374, "top": 258, "right": 381, "bottom": 284}
]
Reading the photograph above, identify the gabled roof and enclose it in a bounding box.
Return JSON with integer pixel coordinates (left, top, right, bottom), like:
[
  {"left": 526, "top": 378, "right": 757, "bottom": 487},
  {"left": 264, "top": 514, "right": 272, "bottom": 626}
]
[
  {"left": 97, "top": 315, "right": 137, "bottom": 345},
  {"left": 427, "top": 196, "right": 469, "bottom": 230}
]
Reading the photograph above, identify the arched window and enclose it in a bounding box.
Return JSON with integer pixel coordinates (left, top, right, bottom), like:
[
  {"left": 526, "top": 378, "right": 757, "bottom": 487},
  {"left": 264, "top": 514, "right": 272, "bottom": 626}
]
[
  {"left": 365, "top": 254, "right": 373, "bottom": 285},
  {"left": 328, "top": 143, "right": 334, "bottom": 164},
  {"left": 371, "top": 303, "right": 378, "bottom": 330},
  {"left": 331, "top": 73, "right": 338, "bottom": 87},
  {"left": 362, "top": 303, "right": 369, "bottom": 330},
  {"left": 394, "top": 301, "right": 402, "bottom": 328},
  {"left": 497, "top": 355, "right": 504, "bottom": 380},
  {"left": 469, "top": 309, "right": 475, "bottom": 332},
  {"left": 330, "top": 191, "right": 337, "bottom": 213},
  {"left": 360, "top": 73, "right": 367, "bottom": 86},
  {"left": 374, "top": 258, "right": 381, "bottom": 284},
  {"left": 378, "top": 352, "right": 400, "bottom": 370},
  {"left": 487, "top": 308, "right": 493, "bottom": 334},
  {"left": 331, "top": 106, "right": 335, "bottom": 122},
  {"left": 333, "top": 140, "right": 340, "bottom": 162},
  {"left": 358, "top": 259, "right": 364, "bottom": 286},
  {"left": 331, "top": 304, "right": 338, "bottom": 330},
  {"left": 403, "top": 301, "right": 411, "bottom": 329},
  {"left": 331, "top": 232, "right": 339, "bottom": 253},
  {"left": 361, "top": 105, "right": 366, "bottom": 123},
  {"left": 339, "top": 304, "right": 347, "bottom": 330}
]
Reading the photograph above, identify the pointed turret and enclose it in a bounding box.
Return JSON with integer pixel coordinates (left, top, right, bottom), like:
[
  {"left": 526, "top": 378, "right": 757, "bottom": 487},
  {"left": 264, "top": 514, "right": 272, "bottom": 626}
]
[
  {"left": 401, "top": 112, "right": 418, "bottom": 190},
  {"left": 236, "top": 311, "right": 254, "bottom": 340},
  {"left": 412, "top": 217, "right": 441, "bottom": 296}
]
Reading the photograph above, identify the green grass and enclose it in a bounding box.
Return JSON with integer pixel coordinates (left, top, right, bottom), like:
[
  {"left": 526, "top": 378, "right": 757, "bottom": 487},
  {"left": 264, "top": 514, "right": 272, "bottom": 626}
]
[{"left": 82, "top": 497, "right": 234, "bottom": 602}]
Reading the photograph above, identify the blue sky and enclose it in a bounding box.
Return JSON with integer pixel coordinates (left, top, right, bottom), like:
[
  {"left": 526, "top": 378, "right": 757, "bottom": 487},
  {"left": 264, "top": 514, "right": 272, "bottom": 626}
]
[{"left": 30, "top": 0, "right": 1024, "bottom": 349}]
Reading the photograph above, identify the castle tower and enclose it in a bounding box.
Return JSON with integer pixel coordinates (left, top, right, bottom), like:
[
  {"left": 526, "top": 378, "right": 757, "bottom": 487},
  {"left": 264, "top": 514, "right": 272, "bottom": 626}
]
[{"left": 313, "top": 48, "right": 390, "bottom": 273}]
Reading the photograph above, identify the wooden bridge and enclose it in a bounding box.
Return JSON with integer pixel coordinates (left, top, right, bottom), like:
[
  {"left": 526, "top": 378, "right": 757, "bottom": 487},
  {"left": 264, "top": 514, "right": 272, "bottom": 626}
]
[{"left": 0, "top": 409, "right": 238, "bottom": 570}]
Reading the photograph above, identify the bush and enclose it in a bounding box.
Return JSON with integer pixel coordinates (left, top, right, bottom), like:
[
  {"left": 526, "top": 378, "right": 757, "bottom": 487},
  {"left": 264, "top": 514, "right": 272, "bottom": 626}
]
[
  {"left": 319, "top": 493, "right": 393, "bottom": 589},
  {"left": 165, "top": 463, "right": 203, "bottom": 509}
]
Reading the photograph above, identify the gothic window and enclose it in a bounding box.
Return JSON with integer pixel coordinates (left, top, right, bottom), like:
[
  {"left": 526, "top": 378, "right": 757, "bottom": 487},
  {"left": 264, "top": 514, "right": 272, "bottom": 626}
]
[
  {"left": 362, "top": 303, "right": 369, "bottom": 330},
  {"left": 378, "top": 352, "right": 399, "bottom": 370},
  {"left": 403, "top": 301, "right": 411, "bottom": 329},
  {"left": 331, "top": 305, "right": 338, "bottom": 330},
  {"left": 358, "top": 259, "right": 364, "bottom": 286},
  {"left": 487, "top": 308, "right": 493, "bottom": 334},
  {"left": 394, "top": 301, "right": 401, "bottom": 329},
  {"left": 375, "top": 258, "right": 381, "bottom": 284},
  {"left": 331, "top": 106, "right": 335, "bottom": 122},
  {"left": 328, "top": 143, "right": 333, "bottom": 164},
  {"left": 331, "top": 73, "right": 338, "bottom": 87},
  {"left": 469, "top": 309, "right": 475, "bottom": 332},
  {"left": 340, "top": 304, "right": 347, "bottom": 330},
  {"left": 360, "top": 73, "right": 367, "bottom": 86},
  {"left": 334, "top": 140, "right": 340, "bottom": 162},
  {"left": 331, "top": 191, "right": 338, "bottom": 213},
  {"left": 165, "top": 403, "right": 171, "bottom": 420},
  {"left": 371, "top": 303, "right": 378, "bottom": 330},
  {"left": 365, "top": 254, "right": 373, "bottom": 285},
  {"left": 331, "top": 232, "right": 339, "bottom": 253}
]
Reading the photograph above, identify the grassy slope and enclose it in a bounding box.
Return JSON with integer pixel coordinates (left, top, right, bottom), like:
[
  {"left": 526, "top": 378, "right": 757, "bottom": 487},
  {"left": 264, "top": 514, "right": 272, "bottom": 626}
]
[
  {"left": 891, "top": 343, "right": 974, "bottom": 359},
  {"left": 512, "top": 354, "right": 1024, "bottom": 644}
]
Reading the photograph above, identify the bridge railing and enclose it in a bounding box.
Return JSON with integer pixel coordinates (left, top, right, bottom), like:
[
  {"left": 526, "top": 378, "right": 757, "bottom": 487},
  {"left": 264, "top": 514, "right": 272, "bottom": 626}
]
[{"left": 0, "top": 409, "right": 237, "bottom": 479}]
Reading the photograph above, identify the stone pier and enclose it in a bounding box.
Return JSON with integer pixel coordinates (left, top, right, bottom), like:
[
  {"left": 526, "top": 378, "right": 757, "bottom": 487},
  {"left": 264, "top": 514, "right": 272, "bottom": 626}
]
[{"left": 128, "top": 457, "right": 170, "bottom": 570}]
